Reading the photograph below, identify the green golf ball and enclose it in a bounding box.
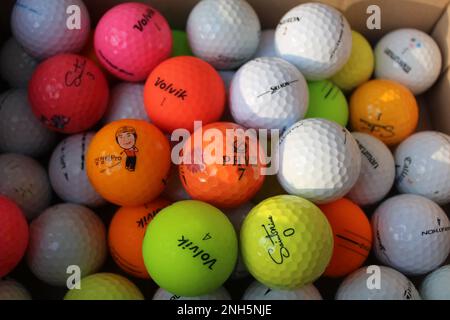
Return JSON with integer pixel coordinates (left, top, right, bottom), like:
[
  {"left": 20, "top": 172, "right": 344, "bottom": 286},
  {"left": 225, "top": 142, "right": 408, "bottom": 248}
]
[
  {"left": 305, "top": 80, "right": 349, "bottom": 127},
  {"left": 64, "top": 273, "right": 144, "bottom": 300},
  {"left": 171, "top": 30, "right": 193, "bottom": 57},
  {"left": 142, "top": 200, "right": 238, "bottom": 297},
  {"left": 241, "top": 195, "right": 333, "bottom": 289}
]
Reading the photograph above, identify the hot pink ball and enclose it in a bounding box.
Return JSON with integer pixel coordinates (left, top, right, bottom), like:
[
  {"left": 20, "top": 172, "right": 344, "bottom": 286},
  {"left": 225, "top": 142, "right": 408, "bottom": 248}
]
[
  {"left": 94, "top": 2, "right": 172, "bottom": 82},
  {"left": 0, "top": 196, "right": 29, "bottom": 277}
]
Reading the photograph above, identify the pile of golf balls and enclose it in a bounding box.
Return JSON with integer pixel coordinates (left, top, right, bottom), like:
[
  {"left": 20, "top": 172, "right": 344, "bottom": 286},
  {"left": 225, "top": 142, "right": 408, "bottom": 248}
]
[{"left": 1, "top": 0, "right": 449, "bottom": 302}]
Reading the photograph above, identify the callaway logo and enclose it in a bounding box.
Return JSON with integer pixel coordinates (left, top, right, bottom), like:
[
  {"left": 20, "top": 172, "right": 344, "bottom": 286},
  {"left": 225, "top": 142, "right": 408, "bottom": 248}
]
[{"left": 395, "top": 157, "right": 412, "bottom": 185}]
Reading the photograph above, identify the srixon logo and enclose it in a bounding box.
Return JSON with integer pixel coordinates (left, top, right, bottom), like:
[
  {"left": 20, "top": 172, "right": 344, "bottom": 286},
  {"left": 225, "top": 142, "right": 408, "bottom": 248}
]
[
  {"left": 133, "top": 8, "right": 156, "bottom": 32},
  {"left": 177, "top": 235, "right": 217, "bottom": 270},
  {"left": 155, "top": 77, "right": 188, "bottom": 100}
]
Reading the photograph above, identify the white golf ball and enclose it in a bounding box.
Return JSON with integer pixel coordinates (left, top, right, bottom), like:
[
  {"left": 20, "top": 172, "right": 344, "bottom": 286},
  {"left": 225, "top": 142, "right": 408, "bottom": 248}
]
[
  {"left": 11, "top": 0, "right": 91, "bottom": 60},
  {"left": 395, "top": 131, "right": 450, "bottom": 205},
  {"left": 27, "top": 203, "right": 107, "bottom": 286},
  {"left": 230, "top": 57, "right": 309, "bottom": 131},
  {"left": 103, "top": 83, "right": 150, "bottom": 124},
  {"left": 0, "top": 153, "right": 52, "bottom": 220},
  {"left": 153, "top": 286, "right": 231, "bottom": 300},
  {"left": 277, "top": 118, "right": 361, "bottom": 204},
  {"left": 420, "top": 265, "right": 450, "bottom": 300},
  {"left": 347, "top": 132, "right": 395, "bottom": 206},
  {"left": 372, "top": 194, "right": 450, "bottom": 275},
  {"left": 336, "top": 265, "right": 421, "bottom": 300},
  {"left": 275, "top": 3, "right": 352, "bottom": 80},
  {"left": 0, "top": 279, "right": 32, "bottom": 300},
  {"left": 187, "top": 0, "right": 261, "bottom": 70},
  {"left": 253, "top": 29, "right": 277, "bottom": 58},
  {"left": 374, "top": 28, "right": 442, "bottom": 95},
  {"left": 0, "top": 89, "right": 57, "bottom": 157},
  {"left": 242, "top": 281, "right": 322, "bottom": 300},
  {"left": 0, "top": 37, "right": 37, "bottom": 88},
  {"left": 49, "top": 132, "right": 106, "bottom": 207}
]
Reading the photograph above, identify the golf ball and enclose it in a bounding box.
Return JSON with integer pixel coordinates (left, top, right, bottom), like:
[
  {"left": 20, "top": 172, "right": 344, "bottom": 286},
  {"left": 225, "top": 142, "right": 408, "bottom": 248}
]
[
  {"left": 275, "top": 3, "right": 352, "bottom": 80},
  {"left": 241, "top": 195, "right": 333, "bottom": 289},
  {"left": 94, "top": 2, "right": 172, "bottom": 82},
  {"left": 347, "top": 132, "right": 395, "bottom": 206},
  {"left": 27, "top": 203, "right": 107, "bottom": 286},
  {"left": 395, "top": 131, "right": 450, "bottom": 205},
  {"left": 11, "top": 0, "right": 90, "bottom": 59},
  {"left": 242, "top": 281, "right": 322, "bottom": 300},
  {"left": 336, "top": 265, "right": 421, "bottom": 300},
  {"left": 350, "top": 79, "right": 419, "bottom": 146},
  {"left": 0, "top": 279, "right": 31, "bottom": 300},
  {"left": 0, "top": 153, "right": 52, "bottom": 220},
  {"left": 374, "top": 28, "right": 442, "bottom": 95},
  {"left": 277, "top": 118, "right": 361, "bottom": 204},
  {"left": 0, "top": 89, "right": 56, "bottom": 157},
  {"left": 171, "top": 30, "right": 193, "bottom": 57},
  {"left": 142, "top": 200, "right": 238, "bottom": 297},
  {"left": 187, "top": 0, "right": 261, "bottom": 70},
  {"left": 0, "top": 196, "right": 28, "bottom": 278},
  {"left": 253, "top": 30, "right": 277, "bottom": 58},
  {"left": 48, "top": 132, "right": 106, "bottom": 207},
  {"left": 230, "top": 57, "right": 309, "bottom": 131},
  {"left": 420, "top": 265, "right": 450, "bottom": 300},
  {"left": 153, "top": 286, "right": 231, "bottom": 300},
  {"left": 372, "top": 194, "right": 450, "bottom": 275}
]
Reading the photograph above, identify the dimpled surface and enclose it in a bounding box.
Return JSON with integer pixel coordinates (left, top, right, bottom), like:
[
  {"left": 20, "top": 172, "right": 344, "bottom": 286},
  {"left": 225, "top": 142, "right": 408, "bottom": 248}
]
[
  {"left": 241, "top": 195, "right": 333, "bottom": 289},
  {"left": 420, "top": 265, "right": 450, "bottom": 299},
  {"left": 187, "top": 0, "right": 261, "bottom": 70},
  {"left": 0, "top": 89, "right": 56, "bottom": 157},
  {"left": 347, "top": 132, "right": 395, "bottom": 206},
  {"left": 153, "top": 286, "right": 231, "bottom": 300},
  {"left": 86, "top": 119, "right": 171, "bottom": 206},
  {"left": 143, "top": 200, "right": 238, "bottom": 297},
  {"left": 0, "top": 196, "right": 28, "bottom": 278},
  {"left": 242, "top": 281, "right": 322, "bottom": 300},
  {"left": 0, "top": 154, "right": 52, "bottom": 220},
  {"left": 28, "top": 54, "right": 109, "bottom": 134},
  {"left": 11, "top": 0, "right": 90, "bottom": 59},
  {"left": 253, "top": 30, "right": 277, "bottom": 58},
  {"left": 27, "top": 203, "right": 107, "bottom": 286},
  {"left": 350, "top": 79, "right": 418, "bottom": 146},
  {"left": 0, "top": 38, "right": 37, "bottom": 88},
  {"left": 144, "top": 56, "right": 225, "bottom": 133},
  {"left": 372, "top": 194, "right": 450, "bottom": 275},
  {"left": 0, "top": 279, "right": 31, "bottom": 300},
  {"left": 336, "top": 265, "right": 421, "bottom": 300},
  {"left": 277, "top": 119, "right": 361, "bottom": 204},
  {"left": 275, "top": 3, "right": 352, "bottom": 80},
  {"left": 375, "top": 28, "right": 442, "bottom": 95},
  {"left": 49, "top": 133, "right": 105, "bottom": 207},
  {"left": 103, "top": 83, "right": 150, "bottom": 124},
  {"left": 94, "top": 2, "right": 172, "bottom": 82},
  {"left": 395, "top": 131, "right": 450, "bottom": 205},
  {"left": 64, "top": 273, "right": 144, "bottom": 300},
  {"left": 179, "top": 122, "right": 265, "bottom": 208},
  {"left": 331, "top": 31, "right": 374, "bottom": 92},
  {"left": 230, "top": 57, "right": 308, "bottom": 131}
]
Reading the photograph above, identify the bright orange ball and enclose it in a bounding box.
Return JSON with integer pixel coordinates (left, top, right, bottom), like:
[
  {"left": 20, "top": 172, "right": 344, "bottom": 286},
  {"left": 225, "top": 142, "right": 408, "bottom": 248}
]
[
  {"left": 350, "top": 79, "right": 418, "bottom": 146},
  {"left": 144, "top": 56, "right": 226, "bottom": 133},
  {"left": 108, "top": 198, "right": 171, "bottom": 279},
  {"left": 179, "top": 122, "right": 265, "bottom": 208},
  {"left": 86, "top": 119, "right": 171, "bottom": 206},
  {"left": 319, "top": 198, "right": 372, "bottom": 278}
]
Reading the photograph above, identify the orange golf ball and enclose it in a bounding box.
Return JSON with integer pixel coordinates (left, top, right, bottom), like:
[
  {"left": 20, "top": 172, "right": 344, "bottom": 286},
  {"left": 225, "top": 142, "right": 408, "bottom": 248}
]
[
  {"left": 144, "top": 56, "right": 226, "bottom": 133},
  {"left": 108, "top": 198, "right": 171, "bottom": 279},
  {"left": 86, "top": 119, "right": 171, "bottom": 206},
  {"left": 179, "top": 122, "right": 265, "bottom": 208},
  {"left": 319, "top": 198, "right": 372, "bottom": 278},
  {"left": 350, "top": 79, "right": 418, "bottom": 146}
]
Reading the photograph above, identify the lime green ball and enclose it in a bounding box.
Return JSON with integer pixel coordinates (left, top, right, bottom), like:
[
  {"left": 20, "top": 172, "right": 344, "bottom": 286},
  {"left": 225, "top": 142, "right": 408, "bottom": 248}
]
[
  {"left": 64, "top": 273, "right": 144, "bottom": 300},
  {"left": 331, "top": 31, "right": 374, "bottom": 92},
  {"left": 241, "top": 195, "right": 333, "bottom": 289},
  {"left": 305, "top": 80, "right": 349, "bottom": 127},
  {"left": 142, "top": 200, "right": 238, "bottom": 297},
  {"left": 171, "top": 30, "right": 193, "bottom": 57}
]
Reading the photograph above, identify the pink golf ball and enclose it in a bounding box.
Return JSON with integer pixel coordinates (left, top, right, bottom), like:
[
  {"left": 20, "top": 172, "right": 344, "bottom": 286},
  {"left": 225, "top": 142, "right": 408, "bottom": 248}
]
[{"left": 94, "top": 2, "right": 172, "bottom": 82}]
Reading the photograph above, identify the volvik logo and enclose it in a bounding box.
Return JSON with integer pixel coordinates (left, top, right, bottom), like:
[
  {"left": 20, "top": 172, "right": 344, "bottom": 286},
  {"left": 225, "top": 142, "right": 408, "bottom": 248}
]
[
  {"left": 133, "top": 8, "right": 156, "bottom": 32},
  {"left": 177, "top": 234, "right": 217, "bottom": 270},
  {"left": 154, "top": 77, "right": 188, "bottom": 100}
]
